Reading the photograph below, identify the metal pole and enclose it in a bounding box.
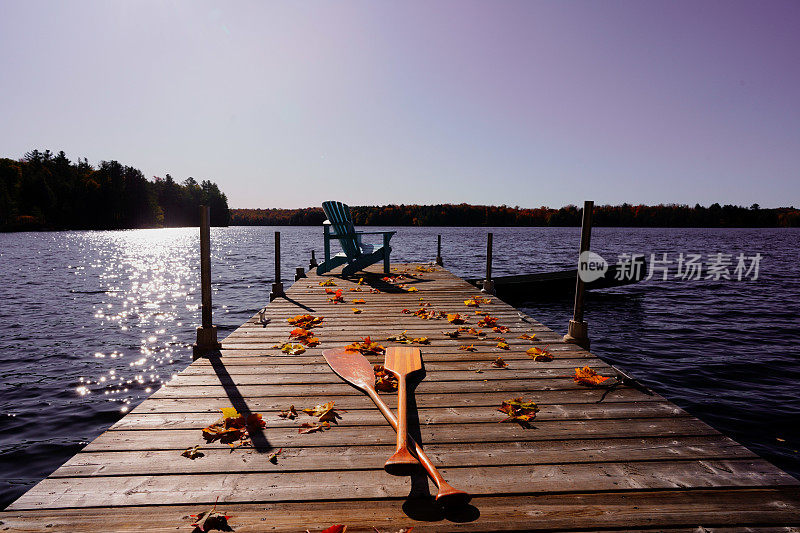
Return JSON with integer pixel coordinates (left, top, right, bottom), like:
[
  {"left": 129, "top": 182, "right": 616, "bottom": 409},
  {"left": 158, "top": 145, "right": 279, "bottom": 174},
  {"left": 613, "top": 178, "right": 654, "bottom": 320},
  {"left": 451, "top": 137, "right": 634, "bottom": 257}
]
[
  {"left": 436, "top": 234, "right": 443, "bottom": 266},
  {"left": 270, "top": 231, "right": 285, "bottom": 301},
  {"left": 193, "top": 205, "right": 220, "bottom": 358},
  {"left": 481, "top": 232, "right": 494, "bottom": 294},
  {"left": 564, "top": 200, "right": 593, "bottom": 349}
]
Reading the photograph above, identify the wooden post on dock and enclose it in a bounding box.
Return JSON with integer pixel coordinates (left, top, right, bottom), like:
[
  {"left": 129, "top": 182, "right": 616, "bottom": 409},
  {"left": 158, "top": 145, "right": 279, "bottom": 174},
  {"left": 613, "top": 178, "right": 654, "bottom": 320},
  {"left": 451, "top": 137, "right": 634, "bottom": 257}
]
[
  {"left": 564, "top": 200, "right": 593, "bottom": 349},
  {"left": 309, "top": 250, "right": 318, "bottom": 269},
  {"left": 193, "top": 205, "right": 221, "bottom": 358},
  {"left": 436, "top": 234, "right": 444, "bottom": 266},
  {"left": 270, "top": 231, "right": 285, "bottom": 301},
  {"left": 295, "top": 267, "right": 306, "bottom": 281},
  {"left": 482, "top": 232, "right": 495, "bottom": 294}
]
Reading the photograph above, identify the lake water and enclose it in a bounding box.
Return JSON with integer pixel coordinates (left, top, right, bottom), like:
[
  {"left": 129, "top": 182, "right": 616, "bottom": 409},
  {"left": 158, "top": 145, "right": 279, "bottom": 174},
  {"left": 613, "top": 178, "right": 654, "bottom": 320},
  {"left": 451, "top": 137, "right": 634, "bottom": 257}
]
[{"left": 1, "top": 226, "right": 798, "bottom": 509}]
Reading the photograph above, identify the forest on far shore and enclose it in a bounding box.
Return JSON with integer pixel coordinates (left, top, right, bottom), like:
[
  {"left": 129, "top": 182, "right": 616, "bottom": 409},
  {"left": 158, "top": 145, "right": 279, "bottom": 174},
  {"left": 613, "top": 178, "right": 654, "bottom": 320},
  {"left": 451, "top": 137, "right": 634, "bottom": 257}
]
[
  {"left": 231, "top": 203, "right": 800, "bottom": 228},
  {"left": 0, "top": 150, "right": 229, "bottom": 230}
]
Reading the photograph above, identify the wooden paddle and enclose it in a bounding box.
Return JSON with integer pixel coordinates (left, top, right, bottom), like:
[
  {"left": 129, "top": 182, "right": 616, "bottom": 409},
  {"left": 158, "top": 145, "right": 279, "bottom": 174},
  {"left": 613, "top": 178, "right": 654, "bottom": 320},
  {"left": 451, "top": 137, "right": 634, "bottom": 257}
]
[
  {"left": 382, "top": 346, "right": 422, "bottom": 474},
  {"left": 323, "top": 348, "right": 471, "bottom": 505}
]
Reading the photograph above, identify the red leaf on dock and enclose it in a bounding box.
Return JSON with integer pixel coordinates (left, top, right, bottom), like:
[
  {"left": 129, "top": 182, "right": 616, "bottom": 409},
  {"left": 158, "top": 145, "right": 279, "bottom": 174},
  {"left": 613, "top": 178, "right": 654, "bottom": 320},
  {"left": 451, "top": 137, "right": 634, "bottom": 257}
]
[
  {"left": 574, "top": 366, "right": 611, "bottom": 386},
  {"left": 344, "top": 337, "right": 385, "bottom": 355},
  {"left": 477, "top": 316, "right": 498, "bottom": 327},
  {"left": 311, "top": 526, "right": 346, "bottom": 533}
]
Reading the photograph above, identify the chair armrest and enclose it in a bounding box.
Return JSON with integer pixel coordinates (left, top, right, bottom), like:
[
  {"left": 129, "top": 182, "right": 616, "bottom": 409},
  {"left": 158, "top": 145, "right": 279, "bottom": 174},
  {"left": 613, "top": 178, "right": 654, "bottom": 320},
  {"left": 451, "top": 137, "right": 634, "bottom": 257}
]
[{"left": 354, "top": 231, "right": 397, "bottom": 236}]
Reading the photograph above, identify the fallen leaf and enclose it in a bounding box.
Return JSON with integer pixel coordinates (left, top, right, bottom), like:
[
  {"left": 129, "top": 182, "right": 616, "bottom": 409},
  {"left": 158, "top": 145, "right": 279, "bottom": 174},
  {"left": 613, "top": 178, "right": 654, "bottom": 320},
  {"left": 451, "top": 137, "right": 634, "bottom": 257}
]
[
  {"left": 374, "top": 364, "right": 398, "bottom": 392},
  {"left": 319, "top": 279, "right": 337, "bottom": 286},
  {"left": 352, "top": 298, "right": 366, "bottom": 304},
  {"left": 302, "top": 401, "right": 341, "bottom": 423},
  {"left": 526, "top": 347, "right": 553, "bottom": 361},
  {"left": 447, "top": 313, "right": 466, "bottom": 324},
  {"left": 352, "top": 308, "right": 363, "bottom": 314},
  {"left": 406, "top": 287, "right": 419, "bottom": 292},
  {"left": 269, "top": 448, "right": 283, "bottom": 464},
  {"left": 459, "top": 344, "right": 477, "bottom": 351},
  {"left": 190, "top": 499, "right": 233, "bottom": 532},
  {"left": 477, "top": 316, "right": 499, "bottom": 327},
  {"left": 299, "top": 421, "right": 331, "bottom": 434},
  {"left": 288, "top": 314, "right": 324, "bottom": 329},
  {"left": 202, "top": 410, "right": 266, "bottom": 449},
  {"left": 344, "top": 336, "right": 385, "bottom": 355},
  {"left": 498, "top": 397, "right": 539, "bottom": 426},
  {"left": 220, "top": 407, "right": 240, "bottom": 420},
  {"left": 443, "top": 330, "right": 460, "bottom": 338},
  {"left": 357, "top": 277, "right": 364, "bottom": 285},
  {"left": 325, "top": 288, "right": 335, "bottom": 294},
  {"left": 401, "top": 309, "right": 411, "bottom": 314},
  {"left": 181, "top": 445, "right": 204, "bottom": 460},
  {"left": 496, "top": 341, "right": 510, "bottom": 350},
  {"left": 574, "top": 366, "right": 611, "bottom": 386},
  {"left": 369, "top": 288, "right": 381, "bottom": 293},
  {"left": 518, "top": 333, "right": 536, "bottom": 340},
  {"left": 311, "top": 526, "right": 346, "bottom": 533},
  {"left": 278, "top": 405, "right": 298, "bottom": 419},
  {"left": 464, "top": 299, "right": 479, "bottom": 307},
  {"left": 328, "top": 289, "right": 344, "bottom": 303},
  {"left": 493, "top": 325, "right": 510, "bottom": 333},
  {"left": 492, "top": 357, "right": 508, "bottom": 368},
  {"left": 411, "top": 337, "right": 429, "bottom": 344},
  {"left": 282, "top": 343, "right": 306, "bottom": 355}
]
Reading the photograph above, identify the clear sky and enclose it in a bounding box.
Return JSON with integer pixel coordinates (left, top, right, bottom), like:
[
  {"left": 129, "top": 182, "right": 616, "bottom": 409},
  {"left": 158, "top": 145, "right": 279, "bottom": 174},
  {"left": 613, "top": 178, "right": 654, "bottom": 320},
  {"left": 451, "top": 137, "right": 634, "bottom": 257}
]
[{"left": 1, "top": 0, "right": 798, "bottom": 208}]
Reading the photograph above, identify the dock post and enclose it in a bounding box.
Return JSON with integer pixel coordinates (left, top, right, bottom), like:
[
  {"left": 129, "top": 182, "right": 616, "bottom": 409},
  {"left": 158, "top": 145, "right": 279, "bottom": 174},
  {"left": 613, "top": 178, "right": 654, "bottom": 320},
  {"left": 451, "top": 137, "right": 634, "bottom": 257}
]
[
  {"left": 309, "top": 250, "right": 318, "bottom": 269},
  {"left": 481, "top": 232, "right": 495, "bottom": 294},
  {"left": 193, "top": 205, "right": 221, "bottom": 359},
  {"left": 295, "top": 267, "right": 306, "bottom": 281},
  {"left": 270, "top": 231, "right": 285, "bottom": 301},
  {"left": 436, "top": 234, "right": 444, "bottom": 266},
  {"left": 564, "top": 200, "right": 593, "bottom": 350}
]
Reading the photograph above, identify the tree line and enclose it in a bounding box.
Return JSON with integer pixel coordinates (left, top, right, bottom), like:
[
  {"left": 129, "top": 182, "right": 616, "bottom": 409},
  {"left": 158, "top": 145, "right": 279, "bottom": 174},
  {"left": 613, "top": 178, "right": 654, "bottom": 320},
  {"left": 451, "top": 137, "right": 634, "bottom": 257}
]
[
  {"left": 0, "top": 150, "right": 230, "bottom": 230},
  {"left": 231, "top": 203, "right": 800, "bottom": 227}
]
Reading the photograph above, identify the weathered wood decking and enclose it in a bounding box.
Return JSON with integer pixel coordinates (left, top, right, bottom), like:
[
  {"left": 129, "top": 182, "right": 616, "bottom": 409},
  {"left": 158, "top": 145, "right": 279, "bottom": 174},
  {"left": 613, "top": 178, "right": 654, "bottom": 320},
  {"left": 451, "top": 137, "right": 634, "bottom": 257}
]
[{"left": 2, "top": 264, "right": 799, "bottom": 531}]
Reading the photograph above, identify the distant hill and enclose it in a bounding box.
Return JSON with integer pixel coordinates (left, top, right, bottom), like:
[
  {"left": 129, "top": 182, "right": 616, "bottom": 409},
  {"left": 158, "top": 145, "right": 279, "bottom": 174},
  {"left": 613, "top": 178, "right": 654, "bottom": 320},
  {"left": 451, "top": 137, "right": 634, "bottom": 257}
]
[
  {"left": 231, "top": 203, "right": 800, "bottom": 227},
  {"left": 0, "top": 150, "right": 229, "bottom": 231}
]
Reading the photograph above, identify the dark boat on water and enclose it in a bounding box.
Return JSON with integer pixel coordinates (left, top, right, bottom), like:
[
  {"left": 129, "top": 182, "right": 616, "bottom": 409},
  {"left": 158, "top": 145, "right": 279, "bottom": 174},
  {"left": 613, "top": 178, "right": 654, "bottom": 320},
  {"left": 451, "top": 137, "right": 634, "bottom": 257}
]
[{"left": 467, "top": 256, "right": 647, "bottom": 303}]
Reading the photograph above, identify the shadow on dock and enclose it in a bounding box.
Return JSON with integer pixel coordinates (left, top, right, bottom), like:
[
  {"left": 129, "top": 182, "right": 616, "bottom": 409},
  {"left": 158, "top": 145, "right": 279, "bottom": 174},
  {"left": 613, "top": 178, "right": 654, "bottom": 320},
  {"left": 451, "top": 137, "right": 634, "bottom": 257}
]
[{"left": 207, "top": 351, "right": 273, "bottom": 453}]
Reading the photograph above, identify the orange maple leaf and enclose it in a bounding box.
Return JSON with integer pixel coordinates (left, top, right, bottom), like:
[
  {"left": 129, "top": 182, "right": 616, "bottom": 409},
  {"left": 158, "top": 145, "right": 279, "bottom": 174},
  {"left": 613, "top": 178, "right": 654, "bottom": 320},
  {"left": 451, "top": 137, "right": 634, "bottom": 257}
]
[{"left": 573, "top": 366, "right": 611, "bottom": 386}]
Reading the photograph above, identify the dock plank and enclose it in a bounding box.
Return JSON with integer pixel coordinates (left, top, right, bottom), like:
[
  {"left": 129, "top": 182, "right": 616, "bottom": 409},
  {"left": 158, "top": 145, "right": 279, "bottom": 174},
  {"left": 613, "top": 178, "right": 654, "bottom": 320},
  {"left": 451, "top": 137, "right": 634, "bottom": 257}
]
[{"left": 2, "top": 263, "right": 798, "bottom": 531}]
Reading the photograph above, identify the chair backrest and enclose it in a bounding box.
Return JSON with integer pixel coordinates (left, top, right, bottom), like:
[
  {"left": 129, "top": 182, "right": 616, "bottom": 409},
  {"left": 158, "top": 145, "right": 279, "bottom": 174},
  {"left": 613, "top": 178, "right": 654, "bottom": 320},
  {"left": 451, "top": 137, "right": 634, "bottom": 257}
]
[{"left": 322, "top": 201, "right": 360, "bottom": 257}]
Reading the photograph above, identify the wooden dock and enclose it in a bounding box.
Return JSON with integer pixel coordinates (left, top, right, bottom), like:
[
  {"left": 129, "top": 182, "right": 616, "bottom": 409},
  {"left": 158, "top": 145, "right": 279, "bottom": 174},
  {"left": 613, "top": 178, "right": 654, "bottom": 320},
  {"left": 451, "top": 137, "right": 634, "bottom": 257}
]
[{"left": 2, "top": 264, "right": 799, "bottom": 531}]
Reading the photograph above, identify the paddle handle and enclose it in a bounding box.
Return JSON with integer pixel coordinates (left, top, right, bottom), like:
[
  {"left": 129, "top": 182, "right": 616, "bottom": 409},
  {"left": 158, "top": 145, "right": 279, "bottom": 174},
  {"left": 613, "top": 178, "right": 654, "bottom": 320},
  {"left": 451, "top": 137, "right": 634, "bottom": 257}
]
[
  {"left": 365, "top": 387, "right": 470, "bottom": 504},
  {"left": 395, "top": 376, "right": 413, "bottom": 454}
]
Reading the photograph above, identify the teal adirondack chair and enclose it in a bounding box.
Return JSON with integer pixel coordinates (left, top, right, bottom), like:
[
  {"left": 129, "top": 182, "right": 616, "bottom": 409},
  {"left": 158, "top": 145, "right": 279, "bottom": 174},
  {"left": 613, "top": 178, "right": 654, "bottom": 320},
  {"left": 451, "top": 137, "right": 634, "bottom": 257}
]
[{"left": 316, "top": 201, "right": 396, "bottom": 277}]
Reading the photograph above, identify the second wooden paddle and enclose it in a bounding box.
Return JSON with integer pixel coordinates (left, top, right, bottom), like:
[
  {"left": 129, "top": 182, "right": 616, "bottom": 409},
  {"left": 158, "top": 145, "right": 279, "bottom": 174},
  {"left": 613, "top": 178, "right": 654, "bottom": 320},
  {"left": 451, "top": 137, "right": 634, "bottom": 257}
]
[
  {"left": 382, "top": 346, "right": 422, "bottom": 475},
  {"left": 323, "top": 348, "right": 470, "bottom": 505}
]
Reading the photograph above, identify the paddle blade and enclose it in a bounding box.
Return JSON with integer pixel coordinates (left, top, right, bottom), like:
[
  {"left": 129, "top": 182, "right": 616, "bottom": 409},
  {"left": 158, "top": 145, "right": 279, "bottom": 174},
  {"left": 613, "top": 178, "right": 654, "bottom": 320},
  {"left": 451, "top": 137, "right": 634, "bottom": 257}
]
[
  {"left": 323, "top": 348, "right": 376, "bottom": 391},
  {"left": 383, "top": 347, "right": 422, "bottom": 377}
]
